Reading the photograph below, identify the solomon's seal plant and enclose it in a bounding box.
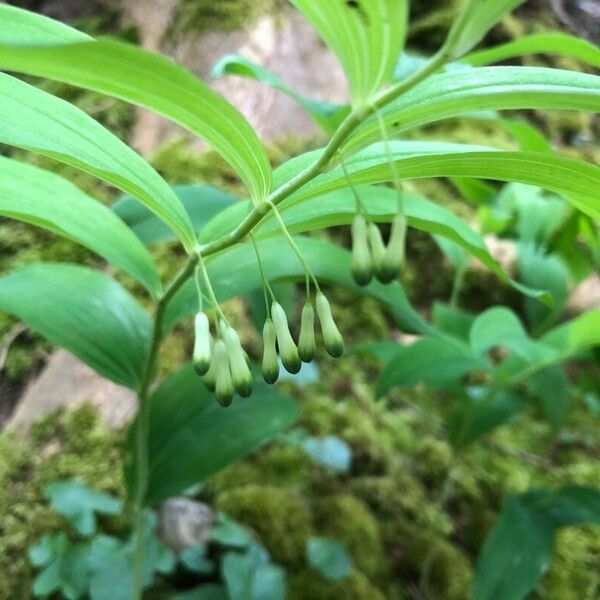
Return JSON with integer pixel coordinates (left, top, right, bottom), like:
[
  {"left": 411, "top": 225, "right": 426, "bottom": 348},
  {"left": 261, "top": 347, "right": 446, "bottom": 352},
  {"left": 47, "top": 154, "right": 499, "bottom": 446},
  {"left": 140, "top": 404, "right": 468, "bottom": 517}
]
[{"left": 0, "top": 0, "right": 599, "bottom": 598}]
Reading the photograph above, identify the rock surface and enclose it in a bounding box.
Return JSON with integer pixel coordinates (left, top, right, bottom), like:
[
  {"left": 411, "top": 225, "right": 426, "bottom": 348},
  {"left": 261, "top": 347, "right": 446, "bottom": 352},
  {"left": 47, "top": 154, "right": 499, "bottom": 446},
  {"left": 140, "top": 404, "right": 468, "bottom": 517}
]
[{"left": 8, "top": 350, "right": 137, "bottom": 430}]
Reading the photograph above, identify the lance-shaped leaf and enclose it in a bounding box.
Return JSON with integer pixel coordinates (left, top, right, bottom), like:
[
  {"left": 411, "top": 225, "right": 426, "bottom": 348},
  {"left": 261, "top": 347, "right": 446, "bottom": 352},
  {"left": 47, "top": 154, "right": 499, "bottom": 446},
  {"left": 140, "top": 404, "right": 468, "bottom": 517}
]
[
  {"left": 274, "top": 142, "right": 600, "bottom": 220},
  {"left": 0, "top": 72, "right": 196, "bottom": 250},
  {"left": 0, "top": 156, "right": 161, "bottom": 296},
  {"left": 465, "top": 32, "right": 600, "bottom": 69},
  {"left": 0, "top": 5, "right": 272, "bottom": 203},
  {"left": 0, "top": 264, "right": 151, "bottom": 389},
  {"left": 126, "top": 365, "right": 300, "bottom": 505},
  {"left": 442, "top": 0, "right": 527, "bottom": 60},
  {"left": 199, "top": 185, "right": 548, "bottom": 300},
  {"left": 112, "top": 184, "right": 238, "bottom": 247},
  {"left": 342, "top": 67, "right": 600, "bottom": 154},
  {"left": 212, "top": 54, "right": 350, "bottom": 135},
  {"left": 289, "top": 0, "right": 408, "bottom": 104},
  {"left": 163, "top": 236, "right": 431, "bottom": 336}
]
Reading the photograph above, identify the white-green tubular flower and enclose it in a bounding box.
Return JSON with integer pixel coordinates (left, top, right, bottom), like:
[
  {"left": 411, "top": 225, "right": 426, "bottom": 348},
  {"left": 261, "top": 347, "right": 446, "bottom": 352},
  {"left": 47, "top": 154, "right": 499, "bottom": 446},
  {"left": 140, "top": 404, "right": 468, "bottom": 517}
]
[
  {"left": 193, "top": 312, "right": 212, "bottom": 376},
  {"left": 368, "top": 222, "right": 386, "bottom": 280},
  {"left": 297, "top": 302, "right": 316, "bottom": 363},
  {"left": 271, "top": 301, "right": 301, "bottom": 374},
  {"left": 262, "top": 318, "right": 279, "bottom": 384},
  {"left": 202, "top": 353, "right": 216, "bottom": 393},
  {"left": 315, "top": 292, "right": 344, "bottom": 358},
  {"left": 380, "top": 214, "right": 407, "bottom": 283},
  {"left": 223, "top": 325, "right": 253, "bottom": 398},
  {"left": 351, "top": 214, "right": 372, "bottom": 286},
  {"left": 214, "top": 339, "right": 234, "bottom": 407}
]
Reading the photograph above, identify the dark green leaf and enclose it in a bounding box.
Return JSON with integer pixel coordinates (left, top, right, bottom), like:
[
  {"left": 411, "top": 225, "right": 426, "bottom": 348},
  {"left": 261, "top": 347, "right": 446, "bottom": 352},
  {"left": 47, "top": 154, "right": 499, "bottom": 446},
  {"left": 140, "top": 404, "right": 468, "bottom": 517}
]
[
  {"left": 473, "top": 495, "right": 555, "bottom": 600},
  {"left": 526, "top": 367, "right": 570, "bottom": 431},
  {"left": 127, "top": 365, "right": 300, "bottom": 505},
  {"left": 377, "top": 337, "right": 487, "bottom": 396},
  {"left": 112, "top": 184, "right": 238, "bottom": 246},
  {"left": 0, "top": 263, "right": 151, "bottom": 389},
  {"left": 432, "top": 303, "right": 476, "bottom": 341},
  {"left": 211, "top": 514, "right": 253, "bottom": 549},
  {"left": 449, "top": 389, "right": 526, "bottom": 449},
  {"left": 180, "top": 544, "right": 214, "bottom": 574}
]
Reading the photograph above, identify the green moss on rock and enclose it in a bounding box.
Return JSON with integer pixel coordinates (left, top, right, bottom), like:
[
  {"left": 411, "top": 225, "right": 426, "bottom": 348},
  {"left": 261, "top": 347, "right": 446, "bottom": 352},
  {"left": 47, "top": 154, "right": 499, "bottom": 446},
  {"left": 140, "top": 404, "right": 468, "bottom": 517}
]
[
  {"left": 216, "top": 484, "right": 312, "bottom": 566},
  {"left": 0, "top": 405, "right": 125, "bottom": 599},
  {"left": 314, "top": 494, "right": 388, "bottom": 582}
]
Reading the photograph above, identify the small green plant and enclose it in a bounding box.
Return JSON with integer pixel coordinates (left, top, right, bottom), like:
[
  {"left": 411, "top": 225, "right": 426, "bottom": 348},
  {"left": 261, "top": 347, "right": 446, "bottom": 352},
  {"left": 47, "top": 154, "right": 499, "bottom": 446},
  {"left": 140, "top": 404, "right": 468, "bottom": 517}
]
[{"left": 1, "top": 1, "right": 599, "bottom": 598}]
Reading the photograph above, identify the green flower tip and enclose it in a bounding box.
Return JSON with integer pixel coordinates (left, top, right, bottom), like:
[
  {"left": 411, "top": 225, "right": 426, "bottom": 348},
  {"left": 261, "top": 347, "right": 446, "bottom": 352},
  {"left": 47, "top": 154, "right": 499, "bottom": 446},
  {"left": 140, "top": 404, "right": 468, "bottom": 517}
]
[
  {"left": 380, "top": 214, "right": 407, "bottom": 284},
  {"left": 316, "top": 292, "right": 344, "bottom": 358},
  {"left": 193, "top": 312, "right": 212, "bottom": 376},
  {"left": 223, "top": 325, "right": 253, "bottom": 398},
  {"left": 271, "top": 301, "right": 301, "bottom": 374},
  {"left": 262, "top": 318, "right": 280, "bottom": 384},
  {"left": 298, "top": 302, "right": 316, "bottom": 363},
  {"left": 214, "top": 339, "right": 234, "bottom": 407},
  {"left": 351, "top": 214, "right": 373, "bottom": 286}
]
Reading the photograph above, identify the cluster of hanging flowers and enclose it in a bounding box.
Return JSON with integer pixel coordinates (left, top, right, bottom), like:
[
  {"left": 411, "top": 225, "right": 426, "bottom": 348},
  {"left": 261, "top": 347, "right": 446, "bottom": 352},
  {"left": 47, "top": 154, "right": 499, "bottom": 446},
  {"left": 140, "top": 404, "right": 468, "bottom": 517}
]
[{"left": 192, "top": 125, "right": 407, "bottom": 407}]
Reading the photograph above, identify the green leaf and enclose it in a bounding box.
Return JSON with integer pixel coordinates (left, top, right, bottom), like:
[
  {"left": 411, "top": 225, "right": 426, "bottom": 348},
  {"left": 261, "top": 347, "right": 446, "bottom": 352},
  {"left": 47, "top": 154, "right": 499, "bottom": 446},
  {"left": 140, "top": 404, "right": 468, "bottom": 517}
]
[
  {"left": 343, "top": 67, "right": 600, "bottom": 154},
  {"left": 275, "top": 142, "right": 600, "bottom": 221},
  {"left": 212, "top": 54, "right": 349, "bottom": 135},
  {"left": 222, "top": 551, "right": 286, "bottom": 600},
  {"left": 112, "top": 184, "right": 238, "bottom": 247},
  {"left": 449, "top": 388, "right": 526, "bottom": 450},
  {"left": 29, "top": 534, "right": 69, "bottom": 568},
  {"left": 472, "top": 495, "right": 555, "bottom": 600},
  {"left": 302, "top": 436, "right": 352, "bottom": 473},
  {"left": 200, "top": 185, "right": 545, "bottom": 300},
  {"left": 180, "top": 544, "right": 214, "bottom": 574},
  {"left": 0, "top": 263, "right": 151, "bottom": 389},
  {"left": 0, "top": 155, "right": 161, "bottom": 296},
  {"left": 443, "top": 0, "right": 527, "bottom": 60},
  {"left": 0, "top": 3, "right": 90, "bottom": 45},
  {"left": 44, "top": 481, "right": 123, "bottom": 537},
  {"left": 172, "top": 586, "right": 227, "bottom": 600},
  {"left": 306, "top": 538, "right": 353, "bottom": 582},
  {"left": 526, "top": 367, "right": 570, "bottom": 431},
  {"left": 542, "top": 307, "right": 600, "bottom": 358},
  {"left": 465, "top": 32, "right": 600, "bottom": 69},
  {"left": 0, "top": 9, "right": 272, "bottom": 203},
  {"left": 289, "top": 0, "right": 408, "bottom": 104},
  {"left": 0, "top": 72, "right": 196, "bottom": 250},
  {"left": 525, "top": 486, "right": 600, "bottom": 527},
  {"left": 377, "top": 337, "right": 487, "bottom": 396},
  {"left": 470, "top": 307, "right": 556, "bottom": 363},
  {"left": 432, "top": 303, "right": 476, "bottom": 341},
  {"left": 211, "top": 514, "right": 254, "bottom": 549},
  {"left": 32, "top": 542, "right": 89, "bottom": 600},
  {"left": 127, "top": 365, "right": 300, "bottom": 505},
  {"left": 164, "top": 236, "right": 430, "bottom": 336}
]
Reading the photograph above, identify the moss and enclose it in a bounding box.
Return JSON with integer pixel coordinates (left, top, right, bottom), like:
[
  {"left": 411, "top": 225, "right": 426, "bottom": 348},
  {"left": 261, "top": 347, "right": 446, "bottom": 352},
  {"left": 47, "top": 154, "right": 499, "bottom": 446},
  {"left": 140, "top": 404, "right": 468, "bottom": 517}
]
[
  {"left": 173, "top": 0, "right": 284, "bottom": 35},
  {"left": 314, "top": 494, "right": 387, "bottom": 582},
  {"left": 215, "top": 484, "right": 313, "bottom": 567},
  {"left": 413, "top": 438, "right": 453, "bottom": 485},
  {"left": 0, "top": 405, "right": 125, "bottom": 599},
  {"left": 542, "top": 526, "right": 600, "bottom": 600},
  {"left": 288, "top": 570, "right": 388, "bottom": 600}
]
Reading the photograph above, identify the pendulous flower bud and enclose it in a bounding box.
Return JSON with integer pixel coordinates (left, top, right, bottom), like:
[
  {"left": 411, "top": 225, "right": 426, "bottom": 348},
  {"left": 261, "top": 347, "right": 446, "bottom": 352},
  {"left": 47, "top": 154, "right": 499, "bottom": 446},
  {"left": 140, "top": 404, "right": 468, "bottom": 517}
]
[
  {"left": 351, "top": 215, "right": 372, "bottom": 286},
  {"left": 223, "top": 325, "right": 253, "bottom": 398},
  {"left": 262, "top": 318, "right": 279, "bottom": 384},
  {"left": 202, "top": 355, "right": 216, "bottom": 392},
  {"left": 193, "top": 312, "right": 212, "bottom": 376},
  {"left": 214, "top": 339, "right": 234, "bottom": 407},
  {"left": 368, "top": 222, "right": 386, "bottom": 280},
  {"left": 380, "top": 214, "right": 407, "bottom": 283},
  {"left": 315, "top": 292, "right": 344, "bottom": 358},
  {"left": 297, "top": 302, "right": 316, "bottom": 363},
  {"left": 271, "top": 301, "right": 301, "bottom": 374}
]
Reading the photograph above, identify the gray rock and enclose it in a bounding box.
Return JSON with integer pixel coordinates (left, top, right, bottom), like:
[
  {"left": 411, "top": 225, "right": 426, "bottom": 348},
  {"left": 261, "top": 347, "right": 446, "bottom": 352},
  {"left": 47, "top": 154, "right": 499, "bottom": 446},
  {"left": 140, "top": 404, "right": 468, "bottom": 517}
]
[{"left": 158, "top": 497, "right": 216, "bottom": 552}]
